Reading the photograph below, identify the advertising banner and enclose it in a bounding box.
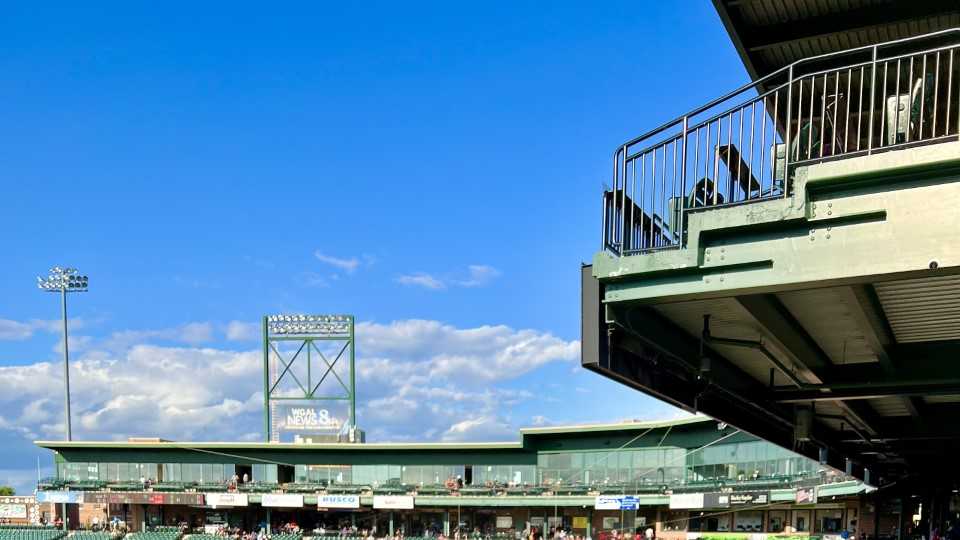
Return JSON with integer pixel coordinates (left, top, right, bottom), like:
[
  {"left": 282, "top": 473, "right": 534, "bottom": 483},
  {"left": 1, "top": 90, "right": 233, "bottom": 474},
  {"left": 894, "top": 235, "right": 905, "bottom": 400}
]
[
  {"left": 572, "top": 517, "right": 589, "bottom": 530},
  {"left": 372, "top": 495, "right": 414, "bottom": 510},
  {"left": 669, "top": 493, "right": 705, "bottom": 509},
  {"left": 0, "top": 505, "right": 27, "bottom": 519},
  {"left": 703, "top": 493, "right": 731, "bottom": 508},
  {"left": 275, "top": 403, "right": 346, "bottom": 437},
  {"left": 594, "top": 495, "right": 640, "bottom": 510},
  {"left": 261, "top": 494, "right": 304, "bottom": 508},
  {"left": 82, "top": 492, "right": 203, "bottom": 505},
  {"left": 496, "top": 516, "right": 514, "bottom": 529},
  {"left": 36, "top": 491, "right": 84, "bottom": 504},
  {"left": 206, "top": 493, "right": 249, "bottom": 508},
  {"left": 729, "top": 491, "right": 770, "bottom": 505},
  {"left": 317, "top": 495, "right": 360, "bottom": 509},
  {"left": 796, "top": 487, "right": 817, "bottom": 505}
]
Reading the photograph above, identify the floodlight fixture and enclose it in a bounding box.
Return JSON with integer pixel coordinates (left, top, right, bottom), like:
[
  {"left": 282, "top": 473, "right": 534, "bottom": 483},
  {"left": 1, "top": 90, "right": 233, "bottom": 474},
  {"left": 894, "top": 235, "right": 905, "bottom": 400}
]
[{"left": 36, "top": 266, "right": 89, "bottom": 441}]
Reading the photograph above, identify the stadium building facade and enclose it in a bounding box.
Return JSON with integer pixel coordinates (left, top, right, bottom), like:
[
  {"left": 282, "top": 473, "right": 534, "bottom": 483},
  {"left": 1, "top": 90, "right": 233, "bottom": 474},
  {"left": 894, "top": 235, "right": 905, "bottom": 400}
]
[{"left": 34, "top": 417, "right": 873, "bottom": 540}]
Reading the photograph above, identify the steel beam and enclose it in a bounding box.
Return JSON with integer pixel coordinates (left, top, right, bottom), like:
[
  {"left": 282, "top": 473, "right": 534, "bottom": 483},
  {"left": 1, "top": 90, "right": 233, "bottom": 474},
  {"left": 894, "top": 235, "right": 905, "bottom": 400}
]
[
  {"left": 736, "top": 294, "right": 884, "bottom": 436},
  {"left": 836, "top": 285, "right": 925, "bottom": 422},
  {"left": 776, "top": 381, "right": 960, "bottom": 402}
]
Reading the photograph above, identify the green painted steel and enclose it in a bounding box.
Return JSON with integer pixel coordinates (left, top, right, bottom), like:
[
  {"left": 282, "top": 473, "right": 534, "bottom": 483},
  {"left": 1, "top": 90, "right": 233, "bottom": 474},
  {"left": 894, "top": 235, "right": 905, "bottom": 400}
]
[
  {"left": 263, "top": 315, "right": 357, "bottom": 442},
  {"left": 593, "top": 143, "right": 960, "bottom": 303}
]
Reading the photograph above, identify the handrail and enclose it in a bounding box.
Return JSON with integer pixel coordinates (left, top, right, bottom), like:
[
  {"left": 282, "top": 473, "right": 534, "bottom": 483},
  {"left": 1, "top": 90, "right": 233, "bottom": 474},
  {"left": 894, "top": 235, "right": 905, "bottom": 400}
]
[
  {"left": 613, "top": 27, "right": 960, "bottom": 156},
  {"left": 604, "top": 28, "right": 960, "bottom": 256}
]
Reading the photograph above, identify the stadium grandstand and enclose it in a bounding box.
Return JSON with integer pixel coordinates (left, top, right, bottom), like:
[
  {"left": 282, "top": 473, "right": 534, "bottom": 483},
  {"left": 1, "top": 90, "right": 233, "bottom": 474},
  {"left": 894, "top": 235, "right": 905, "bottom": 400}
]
[{"left": 31, "top": 417, "right": 870, "bottom": 540}]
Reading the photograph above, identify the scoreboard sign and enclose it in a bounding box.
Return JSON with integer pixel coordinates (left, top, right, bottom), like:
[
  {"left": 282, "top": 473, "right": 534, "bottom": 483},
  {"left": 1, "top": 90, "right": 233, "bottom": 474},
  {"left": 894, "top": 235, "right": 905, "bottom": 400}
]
[
  {"left": 0, "top": 505, "right": 27, "bottom": 519},
  {"left": 83, "top": 492, "right": 204, "bottom": 505}
]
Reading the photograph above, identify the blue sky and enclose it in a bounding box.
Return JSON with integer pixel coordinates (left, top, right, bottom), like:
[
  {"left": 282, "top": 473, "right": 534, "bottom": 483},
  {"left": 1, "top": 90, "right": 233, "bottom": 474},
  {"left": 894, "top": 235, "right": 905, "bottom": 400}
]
[{"left": 0, "top": 1, "right": 749, "bottom": 494}]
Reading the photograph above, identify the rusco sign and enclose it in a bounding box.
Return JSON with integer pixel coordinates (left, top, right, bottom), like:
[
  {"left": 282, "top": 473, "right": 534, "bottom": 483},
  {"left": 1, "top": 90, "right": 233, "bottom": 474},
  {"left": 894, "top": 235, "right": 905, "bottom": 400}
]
[{"left": 317, "top": 495, "right": 360, "bottom": 509}]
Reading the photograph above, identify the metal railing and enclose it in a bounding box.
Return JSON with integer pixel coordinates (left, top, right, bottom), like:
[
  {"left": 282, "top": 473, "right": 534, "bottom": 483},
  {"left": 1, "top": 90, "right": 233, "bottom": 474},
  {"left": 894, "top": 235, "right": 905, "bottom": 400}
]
[{"left": 603, "top": 29, "right": 960, "bottom": 256}]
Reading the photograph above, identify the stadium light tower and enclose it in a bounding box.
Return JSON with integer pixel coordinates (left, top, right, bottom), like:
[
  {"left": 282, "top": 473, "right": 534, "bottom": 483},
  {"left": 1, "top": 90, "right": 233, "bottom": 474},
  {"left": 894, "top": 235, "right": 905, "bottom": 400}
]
[{"left": 37, "top": 266, "right": 88, "bottom": 441}]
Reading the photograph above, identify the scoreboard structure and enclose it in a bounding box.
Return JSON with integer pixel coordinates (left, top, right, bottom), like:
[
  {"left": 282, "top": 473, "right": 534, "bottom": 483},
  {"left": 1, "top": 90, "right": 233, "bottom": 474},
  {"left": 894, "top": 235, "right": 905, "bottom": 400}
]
[{"left": 262, "top": 314, "right": 357, "bottom": 443}]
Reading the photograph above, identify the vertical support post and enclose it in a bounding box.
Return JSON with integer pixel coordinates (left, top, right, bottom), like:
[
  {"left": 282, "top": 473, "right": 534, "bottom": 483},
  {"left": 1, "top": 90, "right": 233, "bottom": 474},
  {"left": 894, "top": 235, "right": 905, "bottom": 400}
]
[
  {"left": 784, "top": 65, "right": 794, "bottom": 197},
  {"left": 389, "top": 511, "right": 395, "bottom": 536},
  {"left": 61, "top": 503, "right": 67, "bottom": 531},
  {"left": 60, "top": 286, "right": 72, "bottom": 441},
  {"left": 350, "top": 316, "right": 357, "bottom": 428},
  {"left": 444, "top": 510, "right": 450, "bottom": 537},
  {"left": 679, "top": 115, "right": 688, "bottom": 245},
  {"left": 619, "top": 146, "right": 628, "bottom": 255},
  {"left": 587, "top": 509, "right": 593, "bottom": 539},
  {"left": 874, "top": 488, "right": 881, "bottom": 540},
  {"left": 262, "top": 316, "right": 270, "bottom": 442},
  {"left": 266, "top": 508, "right": 272, "bottom": 535},
  {"left": 868, "top": 46, "right": 878, "bottom": 154}
]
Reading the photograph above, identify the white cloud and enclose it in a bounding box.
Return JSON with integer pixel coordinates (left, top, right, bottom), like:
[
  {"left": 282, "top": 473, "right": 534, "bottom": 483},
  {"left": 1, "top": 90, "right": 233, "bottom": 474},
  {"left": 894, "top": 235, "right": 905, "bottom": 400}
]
[
  {"left": 396, "top": 273, "right": 446, "bottom": 290},
  {"left": 102, "top": 323, "right": 215, "bottom": 350},
  {"left": 454, "top": 265, "right": 502, "bottom": 287},
  {"left": 179, "top": 322, "right": 214, "bottom": 344},
  {"left": 225, "top": 321, "right": 259, "bottom": 341},
  {"left": 397, "top": 265, "right": 501, "bottom": 291},
  {"left": 442, "top": 416, "right": 515, "bottom": 442},
  {"left": 314, "top": 251, "right": 361, "bottom": 273},
  {"left": 0, "top": 319, "right": 35, "bottom": 340},
  {"left": 0, "top": 318, "right": 84, "bottom": 341}
]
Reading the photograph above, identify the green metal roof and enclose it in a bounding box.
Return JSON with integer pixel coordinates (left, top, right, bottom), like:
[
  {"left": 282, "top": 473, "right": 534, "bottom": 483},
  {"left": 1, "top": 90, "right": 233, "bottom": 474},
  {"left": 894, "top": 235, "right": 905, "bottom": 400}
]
[
  {"left": 35, "top": 440, "right": 523, "bottom": 451},
  {"left": 519, "top": 415, "right": 711, "bottom": 435},
  {"left": 35, "top": 415, "right": 715, "bottom": 451}
]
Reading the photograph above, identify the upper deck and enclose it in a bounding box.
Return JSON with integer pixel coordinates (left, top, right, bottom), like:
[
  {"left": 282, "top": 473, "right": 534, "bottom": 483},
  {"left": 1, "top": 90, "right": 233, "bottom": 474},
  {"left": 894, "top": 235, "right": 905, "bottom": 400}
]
[{"left": 585, "top": 24, "right": 960, "bottom": 485}]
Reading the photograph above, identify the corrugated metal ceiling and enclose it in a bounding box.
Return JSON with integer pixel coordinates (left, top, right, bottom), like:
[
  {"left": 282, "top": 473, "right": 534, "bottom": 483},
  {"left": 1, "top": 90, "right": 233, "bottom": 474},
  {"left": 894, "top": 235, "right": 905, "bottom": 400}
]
[
  {"left": 875, "top": 274, "right": 960, "bottom": 343},
  {"left": 715, "top": 0, "right": 960, "bottom": 77}
]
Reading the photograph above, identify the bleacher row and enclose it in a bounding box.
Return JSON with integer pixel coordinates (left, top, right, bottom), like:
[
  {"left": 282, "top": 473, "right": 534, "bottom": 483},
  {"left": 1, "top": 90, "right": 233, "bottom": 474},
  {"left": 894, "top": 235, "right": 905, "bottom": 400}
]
[{"left": 0, "top": 528, "right": 66, "bottom": 540}]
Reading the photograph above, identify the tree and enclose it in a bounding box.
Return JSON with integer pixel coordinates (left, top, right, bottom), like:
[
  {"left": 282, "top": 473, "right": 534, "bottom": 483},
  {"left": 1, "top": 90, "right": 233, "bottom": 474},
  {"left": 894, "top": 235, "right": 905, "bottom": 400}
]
[{"left": 0, "top": 486, "right": 14, "bottom": 495}]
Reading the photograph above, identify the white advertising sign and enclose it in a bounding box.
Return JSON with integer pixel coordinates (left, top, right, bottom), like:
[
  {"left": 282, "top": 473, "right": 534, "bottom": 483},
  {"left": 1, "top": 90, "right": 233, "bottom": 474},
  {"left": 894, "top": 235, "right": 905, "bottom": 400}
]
[
  {"left": 372, "top": 495, "right": 414, "bottom": 510},
  {"left": 206, "top": 493, "right": 249, "bottom": 508},
  {"left": 669, "top": 493, "right": 705, "bottom": 509},
  {"left": 317, "top": 495, "right": 360, "bottom": 509},
  {"left": 261, "top": 494, "right": 304, "bottom": 508},
  {"left": 280, "top": 407, "right": 342, "bottom": 432},
  {"left": 496, "top": 516, "right": 513, "bottom": 529},
  {"left": 0, "top": 505, "right": 27, "bottom": 519},
  {"left": 595, "top": 496, "right": 623, "bottom": 510}
]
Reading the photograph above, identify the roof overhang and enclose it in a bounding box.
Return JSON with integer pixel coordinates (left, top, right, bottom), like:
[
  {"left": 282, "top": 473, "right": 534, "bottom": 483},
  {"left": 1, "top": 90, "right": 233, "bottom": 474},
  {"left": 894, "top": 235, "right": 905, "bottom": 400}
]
[{"left": 713, "top": 0, "right": 960, "bottom": 80}]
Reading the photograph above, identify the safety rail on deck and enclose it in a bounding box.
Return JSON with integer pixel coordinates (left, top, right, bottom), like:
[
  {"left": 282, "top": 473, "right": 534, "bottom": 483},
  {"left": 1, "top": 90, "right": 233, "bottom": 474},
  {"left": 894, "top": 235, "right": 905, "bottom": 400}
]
[{"left": 603, "top": 28, "right": 960, "bottom": 256}]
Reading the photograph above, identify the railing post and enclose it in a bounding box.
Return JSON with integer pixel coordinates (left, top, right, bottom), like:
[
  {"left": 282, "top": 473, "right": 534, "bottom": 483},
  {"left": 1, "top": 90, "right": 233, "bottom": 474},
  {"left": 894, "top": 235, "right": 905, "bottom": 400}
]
[
  {"left": 867, "top": 45, "right": 878, "bottom": 155},
  {"left": 680, "top": 115, "right": 688, "bottom": 246},
  {"left": 619, "top": 146, "right": 628, "bottom": 256},
  {"left": 783, "top": 65, "right": 793, "bottom": 198}
]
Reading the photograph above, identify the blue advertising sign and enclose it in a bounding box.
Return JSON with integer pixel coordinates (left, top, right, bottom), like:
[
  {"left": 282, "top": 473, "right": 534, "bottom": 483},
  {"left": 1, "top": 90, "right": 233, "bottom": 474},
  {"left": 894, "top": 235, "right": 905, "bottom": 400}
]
[
  {"left": 594, "top": 495, "right": 640, "bottom": 510},
  {"left": 36, "top": 491, "right": 84, "bottom": 504}
]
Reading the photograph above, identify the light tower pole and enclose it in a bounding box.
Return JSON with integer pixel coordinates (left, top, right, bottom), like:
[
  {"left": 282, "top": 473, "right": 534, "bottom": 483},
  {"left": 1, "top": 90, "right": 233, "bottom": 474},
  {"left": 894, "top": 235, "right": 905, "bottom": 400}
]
[{"left": 37, "top": 266, "right": 88, "bottom": 442}]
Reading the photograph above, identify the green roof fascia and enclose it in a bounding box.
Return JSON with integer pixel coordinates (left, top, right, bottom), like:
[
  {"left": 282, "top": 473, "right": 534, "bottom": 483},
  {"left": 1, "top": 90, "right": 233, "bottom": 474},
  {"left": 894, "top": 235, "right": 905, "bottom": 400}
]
[
  {"left": 519, "top": 416, "right": 713, "bottom": 437},
  {"left": 35, "top": 441, "right": 522, "bottom": 451},
  {"left": 35, "top": 416, "right": 719, "bottom": 454},
  {"left": 815, "top": 480, "right": 867, "bottom": 498}
]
